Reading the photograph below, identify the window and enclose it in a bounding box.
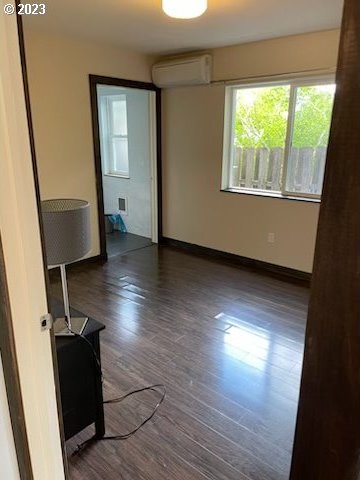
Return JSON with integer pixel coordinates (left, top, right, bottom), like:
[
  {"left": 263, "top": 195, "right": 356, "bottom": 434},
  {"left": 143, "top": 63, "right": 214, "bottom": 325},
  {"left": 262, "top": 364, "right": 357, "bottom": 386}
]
[
  {"left": 100, "top": 94, "right": 129, "bottom": 178},
  {"left": 222, "top": 77, "right": 336, "bottom": 200}
]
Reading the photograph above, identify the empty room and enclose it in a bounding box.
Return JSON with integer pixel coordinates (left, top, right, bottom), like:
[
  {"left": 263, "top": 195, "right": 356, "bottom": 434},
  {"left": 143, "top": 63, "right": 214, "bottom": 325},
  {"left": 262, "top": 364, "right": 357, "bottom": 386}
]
[{"left": 1, "top": 1, "right": 359, "bottom": 480}]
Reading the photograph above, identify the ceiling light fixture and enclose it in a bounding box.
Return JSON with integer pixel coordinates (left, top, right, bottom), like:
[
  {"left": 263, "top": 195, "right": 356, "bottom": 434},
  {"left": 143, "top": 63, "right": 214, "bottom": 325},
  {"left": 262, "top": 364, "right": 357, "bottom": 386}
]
[{"left": 162, "top": 0, "right": 207, "bottom": 19}]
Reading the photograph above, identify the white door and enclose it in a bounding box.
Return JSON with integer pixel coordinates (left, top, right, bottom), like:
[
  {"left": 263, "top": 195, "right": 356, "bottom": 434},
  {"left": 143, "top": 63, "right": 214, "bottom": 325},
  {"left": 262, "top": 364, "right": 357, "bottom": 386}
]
[
  {"left": 0, "top": 6, "right": 65, "bottom": 479},
  {"left": 0, "top": 356, "right": 20, "bottom": 480}
]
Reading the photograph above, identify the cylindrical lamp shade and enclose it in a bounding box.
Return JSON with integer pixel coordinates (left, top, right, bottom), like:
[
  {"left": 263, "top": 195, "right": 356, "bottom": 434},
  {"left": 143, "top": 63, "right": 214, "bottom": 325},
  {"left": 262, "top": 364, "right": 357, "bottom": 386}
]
[{"left": 41, "top": 199, "right": 91, "bottom": 267}]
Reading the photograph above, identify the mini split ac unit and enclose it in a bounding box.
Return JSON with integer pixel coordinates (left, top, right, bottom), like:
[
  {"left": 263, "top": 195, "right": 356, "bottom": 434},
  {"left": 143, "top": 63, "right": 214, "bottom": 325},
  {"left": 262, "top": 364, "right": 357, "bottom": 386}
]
[{"left": 152, "top": 54, "right": 212, "bottom": 88}]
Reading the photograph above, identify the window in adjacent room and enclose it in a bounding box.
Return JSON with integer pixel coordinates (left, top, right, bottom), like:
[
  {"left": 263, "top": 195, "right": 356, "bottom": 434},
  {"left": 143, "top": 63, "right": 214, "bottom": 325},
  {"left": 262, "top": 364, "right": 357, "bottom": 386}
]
[
  {"left": 99, "top": 94, "right": 129, "bottom": 178},
  {"left": 222, "top": 77, "right": 336, "bottom": 200}
]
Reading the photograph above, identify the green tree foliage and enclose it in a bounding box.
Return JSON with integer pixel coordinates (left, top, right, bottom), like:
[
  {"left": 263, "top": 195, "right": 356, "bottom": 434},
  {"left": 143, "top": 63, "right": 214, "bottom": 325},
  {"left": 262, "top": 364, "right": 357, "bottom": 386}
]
[
  {"left": 292, "top": 86, "right": 334, "bottom": 148},
  {"left": 234, "top": 85, "right": 335, "bottom": 149}
]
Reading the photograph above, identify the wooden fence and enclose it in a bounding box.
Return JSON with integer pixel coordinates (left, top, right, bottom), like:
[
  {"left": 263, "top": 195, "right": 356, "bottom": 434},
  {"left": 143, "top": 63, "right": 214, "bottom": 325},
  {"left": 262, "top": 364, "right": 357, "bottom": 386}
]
[{"left": 231, "top": 146, "right": 327, "bottom": 194}]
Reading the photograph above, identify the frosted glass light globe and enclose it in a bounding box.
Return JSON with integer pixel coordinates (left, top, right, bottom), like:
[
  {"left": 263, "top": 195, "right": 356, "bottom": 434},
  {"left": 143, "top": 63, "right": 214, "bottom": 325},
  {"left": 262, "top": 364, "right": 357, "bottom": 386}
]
[{"left": 162, "top": 0, "right": 207, "bottom": 19}]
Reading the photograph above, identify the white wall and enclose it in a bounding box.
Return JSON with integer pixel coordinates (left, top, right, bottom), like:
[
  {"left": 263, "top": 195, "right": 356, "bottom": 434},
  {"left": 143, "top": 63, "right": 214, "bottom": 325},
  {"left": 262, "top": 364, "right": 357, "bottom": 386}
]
[
  {"left": 23, "top": 28, "right": 154, "bottom": 257},
  {"left": 0, "top": 356, "right": 20, "bottom": 480},
  {"left": 162, "top": 30, "right": 340, "bottom": 273},
  {"left": 99, "top": 87, "right": 152, "bottom": 238}
]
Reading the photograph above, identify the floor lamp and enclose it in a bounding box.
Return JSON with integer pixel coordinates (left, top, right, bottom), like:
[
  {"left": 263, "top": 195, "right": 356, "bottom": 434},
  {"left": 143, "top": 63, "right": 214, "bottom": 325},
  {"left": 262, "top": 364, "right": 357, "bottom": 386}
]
[{"left": 41, "top": 199, "right": 91, "bottom": 336}]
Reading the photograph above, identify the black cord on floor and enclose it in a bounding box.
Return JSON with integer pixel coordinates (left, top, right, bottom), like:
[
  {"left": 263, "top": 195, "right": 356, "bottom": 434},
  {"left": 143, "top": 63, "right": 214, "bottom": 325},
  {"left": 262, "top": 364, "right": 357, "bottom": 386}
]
[
  {"left": 103, "top": 384, "right": 166, "bottom": 439},
  {"left": 66, "top": 322, "right": 166, "bottom": 455},
  {"left": 73, "top": 384, "right": 166, "bottom": 455}
]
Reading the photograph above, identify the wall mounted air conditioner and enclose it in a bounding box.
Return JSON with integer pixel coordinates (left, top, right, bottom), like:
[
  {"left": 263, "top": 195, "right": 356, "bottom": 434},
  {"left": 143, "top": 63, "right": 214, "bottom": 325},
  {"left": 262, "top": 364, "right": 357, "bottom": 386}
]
[{"left": 152, "top": 54, "right": 212, "bottom": 88}]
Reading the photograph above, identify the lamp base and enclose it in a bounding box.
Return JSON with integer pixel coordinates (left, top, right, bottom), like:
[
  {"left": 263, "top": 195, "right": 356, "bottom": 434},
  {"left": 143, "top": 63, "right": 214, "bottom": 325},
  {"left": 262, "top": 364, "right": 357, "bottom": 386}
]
[{"left": 54, "top": 317, "right": 88, "bottom": 336}]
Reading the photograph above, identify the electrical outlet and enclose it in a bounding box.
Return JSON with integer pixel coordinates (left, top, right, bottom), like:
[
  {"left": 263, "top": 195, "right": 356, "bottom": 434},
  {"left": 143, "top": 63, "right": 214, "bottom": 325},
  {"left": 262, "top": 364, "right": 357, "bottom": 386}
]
[{"left": 267, "top": 233, "right": 275, "bottom": 244}]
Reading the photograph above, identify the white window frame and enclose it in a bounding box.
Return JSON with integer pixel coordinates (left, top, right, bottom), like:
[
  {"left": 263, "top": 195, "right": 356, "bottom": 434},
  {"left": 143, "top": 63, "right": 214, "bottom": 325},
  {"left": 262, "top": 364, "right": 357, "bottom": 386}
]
[
  {"left": 222, "top": 74, "right": 336, "bottom": 201},
  {"left": 103, "top": 94, "right": 130, "bottom": 179}
]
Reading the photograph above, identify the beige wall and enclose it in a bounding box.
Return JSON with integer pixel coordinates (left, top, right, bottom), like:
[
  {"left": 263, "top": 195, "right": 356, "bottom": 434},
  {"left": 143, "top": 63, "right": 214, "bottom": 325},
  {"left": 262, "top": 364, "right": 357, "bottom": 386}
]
[
  {"left": 23, "top": 28, "right": 154, "bottom": 257},
  {"left": 162, "top": 29, "right": 340, "bottom": 273},
  {"left": 23, "top": 28, "right": 340, "bottom": 272}
]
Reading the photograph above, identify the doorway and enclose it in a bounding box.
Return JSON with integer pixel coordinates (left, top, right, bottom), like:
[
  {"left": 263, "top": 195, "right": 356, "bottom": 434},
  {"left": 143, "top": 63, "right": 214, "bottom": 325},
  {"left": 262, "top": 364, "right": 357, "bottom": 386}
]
[{"left": 89, "top": 76, "right": 161, "bottom": 259}]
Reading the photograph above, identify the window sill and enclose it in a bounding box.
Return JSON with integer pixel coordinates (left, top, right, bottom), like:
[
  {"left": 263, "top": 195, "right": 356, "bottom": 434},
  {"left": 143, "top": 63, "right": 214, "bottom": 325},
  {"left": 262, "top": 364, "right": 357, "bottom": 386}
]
[
  {"left": 104, "top": 173, "right": 130, "bottom": 179},
  {"left": 221, "top": 188, "right": 321, "bottom": 204}
]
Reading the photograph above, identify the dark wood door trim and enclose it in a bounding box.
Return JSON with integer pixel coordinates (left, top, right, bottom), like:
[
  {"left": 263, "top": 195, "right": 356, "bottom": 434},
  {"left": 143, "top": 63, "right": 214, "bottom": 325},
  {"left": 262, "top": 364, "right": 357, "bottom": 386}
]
[
  {"left": 0, "top": 236, "right": 33, "bottom": 479},
  {"left": 290, "top": 0, "right": 360, "bottom": 478},
  {"left": 89, "top": 75, "right": 162, "bottom": 260},
  {"left": 15, "top": 9, "right": 69, "bottom": 479}
]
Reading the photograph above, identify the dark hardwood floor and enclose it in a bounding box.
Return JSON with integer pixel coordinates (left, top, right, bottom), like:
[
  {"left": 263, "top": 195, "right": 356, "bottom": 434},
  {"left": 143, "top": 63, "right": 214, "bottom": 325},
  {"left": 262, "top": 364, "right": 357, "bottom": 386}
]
[
  {"left": 50, "top": 245, "right": 309, "bottom": 480},
  {"left": 106, "top": 232, "right": 153, "bottom": 258}
]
